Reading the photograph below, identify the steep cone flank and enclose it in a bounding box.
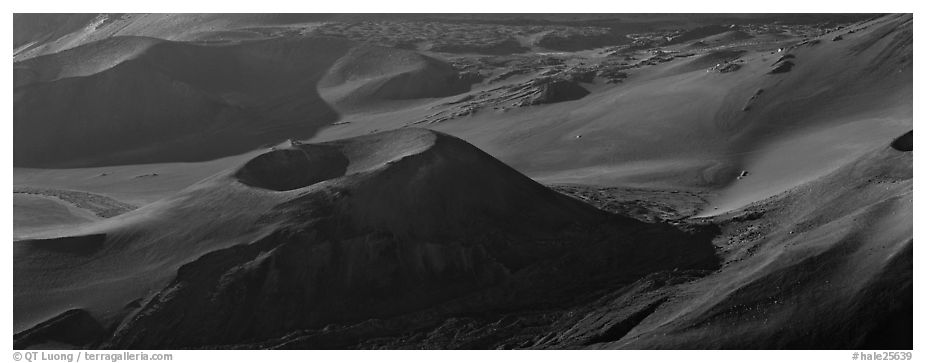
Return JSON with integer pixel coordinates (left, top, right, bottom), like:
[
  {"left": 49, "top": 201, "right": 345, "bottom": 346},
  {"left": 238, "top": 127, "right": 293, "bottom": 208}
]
[
  {"left": 232, "top": 128, "right": 604, "bottom": 238},
  {"left": 16, "top": 130, "right": 717, "bottom": 348}
]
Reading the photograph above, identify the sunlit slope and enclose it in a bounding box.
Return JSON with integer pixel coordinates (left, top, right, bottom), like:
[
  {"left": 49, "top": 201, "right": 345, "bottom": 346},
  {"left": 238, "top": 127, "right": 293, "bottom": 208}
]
[
  {"left": 407, "top": 14, "right": 910, "bottom": 215},
  {"left": 608, "top": 137, "right": 911, "bottom": 349}
]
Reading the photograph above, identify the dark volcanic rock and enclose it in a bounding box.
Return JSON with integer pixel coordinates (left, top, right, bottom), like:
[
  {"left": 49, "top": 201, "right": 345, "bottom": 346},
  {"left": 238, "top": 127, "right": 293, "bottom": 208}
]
[
  {"left": 419, "top": 74, "right": 593, "bottom": 124},
  {"left": 711, "top": 62, "right": 742, "bottom": 73},
  {"left": 769, "top": 60, "right": 795, "bottom": 74},
  {"left": 772, "top": 53, "right": 796, "bottom": 65},
  {"left": 890, "top": 130, "right": 912, "bottom": 151},
  {"left": 742, "top": 88, "right": 764, "bottom": 111},
  {"left": 521, "top": 77, "right": 591, "bottom": 106},
  {"left": 564, "top": 67, "right": 597, "bottom": 83}
]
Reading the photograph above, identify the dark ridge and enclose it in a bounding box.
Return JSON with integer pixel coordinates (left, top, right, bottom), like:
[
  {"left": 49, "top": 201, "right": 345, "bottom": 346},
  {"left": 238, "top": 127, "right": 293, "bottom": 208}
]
[
  {"left": 772, "top": 53, "right": 796, "bottom": 65},
  {"left": 890, "top": 130, "right": 912, "bottom": 151},
  {"left": 768, "top": 60, "right": 795, "bottom": 74}
]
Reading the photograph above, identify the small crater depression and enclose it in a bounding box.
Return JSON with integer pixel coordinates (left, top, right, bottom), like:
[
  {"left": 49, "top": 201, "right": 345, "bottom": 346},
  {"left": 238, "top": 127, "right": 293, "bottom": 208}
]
[{"left": 235, "top": 145, "right": 349, "bottom": 191}]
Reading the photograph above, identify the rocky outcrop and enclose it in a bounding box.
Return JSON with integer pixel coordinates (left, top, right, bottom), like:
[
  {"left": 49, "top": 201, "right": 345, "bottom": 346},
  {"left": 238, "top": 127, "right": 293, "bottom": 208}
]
[
  {"left": 769, "top": 60, "right": 795, "bottom": 74},
  {"left": 419, "top": 76, "right": 590, "bottom": 124},
  {"left": 519, "top": 77, "right": 591, "bottom": 106}
]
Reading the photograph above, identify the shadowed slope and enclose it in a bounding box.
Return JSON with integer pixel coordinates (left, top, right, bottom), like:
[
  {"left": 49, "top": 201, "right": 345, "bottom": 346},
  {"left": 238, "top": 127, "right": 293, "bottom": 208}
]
[{"left": 15, "top": 36, "right": 353, "bottom": 167}]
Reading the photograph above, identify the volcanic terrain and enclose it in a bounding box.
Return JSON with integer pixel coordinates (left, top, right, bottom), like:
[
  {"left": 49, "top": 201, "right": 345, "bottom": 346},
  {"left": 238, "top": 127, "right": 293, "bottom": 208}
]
[{"left": 13, "top": 13, "right": 912, "bottom": 349}]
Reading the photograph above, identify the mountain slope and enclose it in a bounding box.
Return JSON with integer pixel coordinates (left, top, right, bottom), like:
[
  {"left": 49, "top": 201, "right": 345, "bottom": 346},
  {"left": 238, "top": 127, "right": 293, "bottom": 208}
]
[
  {"left": 14, "top": 129, "right": 718, "bottom": 348},
  {"left": 395, "top": 13, "right": 911, "bottom": 214},
  {"left": 601, "top": 134, "right": 912, "bottom": 349},
  {"left": 15, "top": 35, "right": 471, "bottom": 167},
  {"left": 12, "top": 13, "right": 911, "bottom": 350}
]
